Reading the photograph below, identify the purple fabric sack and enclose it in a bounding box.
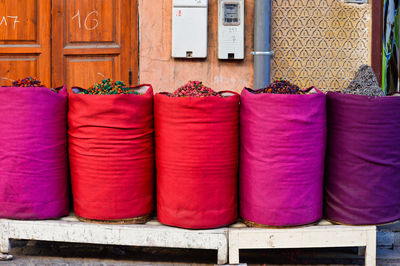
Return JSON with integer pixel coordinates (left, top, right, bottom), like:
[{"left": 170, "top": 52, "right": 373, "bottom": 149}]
[
  {"left": 240, "top": 89, "right": 327, "bottom": 226},
  {"left": 325, "top": 92, "right": 400, "bottom": 225},
  {"left": 0, "top": 86, "right": 69, "bottom": 219}
]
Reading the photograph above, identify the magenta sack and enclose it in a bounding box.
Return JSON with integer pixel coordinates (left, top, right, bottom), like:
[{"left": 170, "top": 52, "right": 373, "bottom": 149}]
[
  {"left": 0, "top": 86, "right": 69, "bottom": 219},
  {"left": 324, "top": 92, "right": 400, "bottom": 225},
  {"left": 239, "top": 88, "right": 327, "bottom": 226}
]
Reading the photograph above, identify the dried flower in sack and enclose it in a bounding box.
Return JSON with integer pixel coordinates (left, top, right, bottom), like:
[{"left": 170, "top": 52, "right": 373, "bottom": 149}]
[
  {"left": 12, "top": 77, "right": 45, "bottom": 88},
  {"left": 341, "top": 65, "right": 385, "bottom": 97},
  {"left": 247, "top": 79, "right": 305, "bottom": 95},
  {"left": 168, "top": 81, "right": 222, "bottom": 97},
  {"left": 78, "top": 79, "right": 140, "bottom": 95},
  {"left": 10, "top": 77, "right": 62, "bottom": 93}
]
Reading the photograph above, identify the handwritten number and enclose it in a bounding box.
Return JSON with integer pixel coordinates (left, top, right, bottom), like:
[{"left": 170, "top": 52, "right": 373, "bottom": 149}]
[
  {"left": 0, "top": 10, "right": 98, "bottom": 31},
  {"left": 0, "top": 16, "right": 20, "bottom": 30},
  {"left": 7, "top": 16, "right": 20, "bottom": 30},
  {"left": 72, "top": 10, "right": 99, "bottom": 31},
  {"left": 71, "top": 10, "right": 81, "bottom": 28},
  {"left": 0, "top": 16, "right": 7, "bottom": 27},
  {"left": 85, "top": 11, "right": 99, "bottom": 30}
]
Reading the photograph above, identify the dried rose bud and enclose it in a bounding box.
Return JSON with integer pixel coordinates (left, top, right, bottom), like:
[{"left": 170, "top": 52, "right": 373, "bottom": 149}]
[
  {"left": 12, "top": 77, "right": 45, "bottom": 88},
  {"left": 170, "top": 81, "right": 221, "bottom": 97},
  {"left": 249, "top": 79, "right": 305, "bottom": 95}
]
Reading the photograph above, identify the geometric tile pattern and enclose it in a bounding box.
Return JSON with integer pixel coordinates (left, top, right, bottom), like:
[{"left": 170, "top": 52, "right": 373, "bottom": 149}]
[{"left": 271, "top": 0, "right": 371, "bottom": 91}]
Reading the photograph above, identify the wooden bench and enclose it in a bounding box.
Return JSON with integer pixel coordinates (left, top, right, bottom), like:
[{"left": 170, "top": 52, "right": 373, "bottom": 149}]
[
  {"left": 228, "top": 220, "right": 376, "bottom": 265},
  {"left": 0, "top": 215, "right": 228, "bottom": 264}
]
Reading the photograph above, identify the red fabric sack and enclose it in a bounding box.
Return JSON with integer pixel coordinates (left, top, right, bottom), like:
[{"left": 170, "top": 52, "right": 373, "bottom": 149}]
[
  {"left": 0, "top": 86, "right": 69, "bottom": 219},
  {"left": 68, "top": 85, "right": 154, "bottom": 220},
  {"left": 155, "top": 92, "right": 240, "bottom": 229}
]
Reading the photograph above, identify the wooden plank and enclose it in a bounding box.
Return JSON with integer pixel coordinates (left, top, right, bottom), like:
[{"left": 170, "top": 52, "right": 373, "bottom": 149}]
[
  {"left": 0, "top": 46, "right": 42, "bottom": 54},
  {"left": 63, "top": 48, "right": 121, "bottom": 55},
  {"left": 371, "top": 0, "right": 383, "bottom": 84},
  {"left": 228, "top": 221, "right": 376, "bottom": 265},
  {"left": 366, "top": 229, "right": 377, "bottom": 266},
  {"left": 51, "top": 0, "right": 64, "bottom": 87},
  {"left": 130, "top": 0, "right": 138, "bottom": 85}
]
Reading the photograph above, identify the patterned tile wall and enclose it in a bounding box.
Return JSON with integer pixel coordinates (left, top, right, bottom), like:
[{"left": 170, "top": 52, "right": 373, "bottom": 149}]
[{"left": 271, "top": 0, "right": 371, "bottom": 91}]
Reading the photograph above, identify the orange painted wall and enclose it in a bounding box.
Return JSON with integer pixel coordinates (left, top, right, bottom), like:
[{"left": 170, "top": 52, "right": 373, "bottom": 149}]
[{"left": 138, "top": 0, "right": 254, "bottom": 93}]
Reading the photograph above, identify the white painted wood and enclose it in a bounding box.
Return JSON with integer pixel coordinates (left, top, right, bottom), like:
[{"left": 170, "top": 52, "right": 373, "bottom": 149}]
[
  {"left": 0, "top": 216, "right": 378, "bottom": 265},
  {"left": 0, "top": 220, "right": 12, "bottom": 261},
  {"left": 0, "top": 253, "right": 12, "bottom": 261},
  {"left": 229, "top": 226, "right": 240, "bottom": 264},
  {"left": 0, "top": 220, "right": 10, "bottom": 254},
  {"left": 228, "top": 220, "right": 376, "bottom": 265},
  {"left": 366, "top": 229, "right": 377, "bottom": 266},
  {"left": 0, "top": 215, "right": 228, "bottom": 264}
]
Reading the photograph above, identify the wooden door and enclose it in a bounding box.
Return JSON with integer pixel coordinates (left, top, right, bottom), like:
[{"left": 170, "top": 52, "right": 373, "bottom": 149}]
[
  {"left": 52, "top": 0, "right": 138, "bottom": 89},
  {"left": 0, "top": 0, "right": 51, "bottom": 86},
  {"left": 371, "top": 0, "right": 383, "bottom": 85}
]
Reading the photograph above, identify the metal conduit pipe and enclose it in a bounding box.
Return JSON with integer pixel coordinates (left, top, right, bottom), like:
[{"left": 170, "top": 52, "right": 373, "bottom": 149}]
[{"left": 252, "top": 0, "right": 273, "bottom": 90}]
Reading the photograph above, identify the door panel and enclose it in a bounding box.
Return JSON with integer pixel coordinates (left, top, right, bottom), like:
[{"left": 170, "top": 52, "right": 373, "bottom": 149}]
[
  {"left": 67, "top": 0, "right": 115, "bottom": 43},
  {"left": 66, "top": 56, "right": 117, "bottom": 88},
  {"left": 0, "top": 57, "right": 38, "bottom": 82},
  {"left": 0, "top": 0, "right": 51, "bottom": 86},
  {"left": 53, "top": 0, "right": 137, "bottom": 89},
  {"left": 0, "top": 0, "right": 37, "bottom": 41}
]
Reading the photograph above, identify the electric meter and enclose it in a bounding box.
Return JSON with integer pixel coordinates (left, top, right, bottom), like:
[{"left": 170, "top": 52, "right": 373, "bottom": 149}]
[{"left": 218, "top": 0, "right": 244, "bottom": 59}]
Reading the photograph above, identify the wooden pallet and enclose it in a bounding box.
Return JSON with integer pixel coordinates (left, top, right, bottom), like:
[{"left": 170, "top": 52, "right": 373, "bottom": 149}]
[
  {"left": 229, "top": 219, "right": 376, "bottom": 265},
  {"left": 0, "top": 216, "right": 377, "bottom": 265},
  {"left": 0, "top": 215, "right": 228, "bottom": 264}
]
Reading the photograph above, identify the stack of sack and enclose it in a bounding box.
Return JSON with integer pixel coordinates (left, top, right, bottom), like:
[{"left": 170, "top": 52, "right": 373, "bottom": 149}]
[{"left": 1, "top": 71, "right": 398, "bottom": 228}]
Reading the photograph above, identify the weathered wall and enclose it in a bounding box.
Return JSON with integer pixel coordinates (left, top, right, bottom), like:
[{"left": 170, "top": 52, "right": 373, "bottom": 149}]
[
  {"left": 138, "top": 0, "right": 254, "bottom": 93},
  {"left": 139, "top": 0, "right": 371, "bottom": 93}
]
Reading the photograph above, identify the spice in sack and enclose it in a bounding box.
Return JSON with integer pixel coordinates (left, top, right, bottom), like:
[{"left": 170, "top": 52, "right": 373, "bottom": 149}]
[
  {"left": 341, "top": 65, "right": 385, "bottom": 97},
  {"left": 247, "top": 79, "right": 305, "bottom": 95},
  {"left": 12, "top": 77, "right": 44, "bottom": 87},
  {"left": 168, "top": 81, "right": 222, "bottom": 97},
  {"left": 78, "top": 79, "right": 140, "bottom": 95},
  {"left": 10, "top": 77, "right": 61, "bottom": 93}
]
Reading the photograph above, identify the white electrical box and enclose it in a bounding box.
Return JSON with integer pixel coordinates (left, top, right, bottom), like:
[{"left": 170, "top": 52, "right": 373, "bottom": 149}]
[
  {"left": 172, "top": 0, "right": 208, "bottom": 58},
  {"left": 218, "top": 0, "right": 244, "bottom": 59}
]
